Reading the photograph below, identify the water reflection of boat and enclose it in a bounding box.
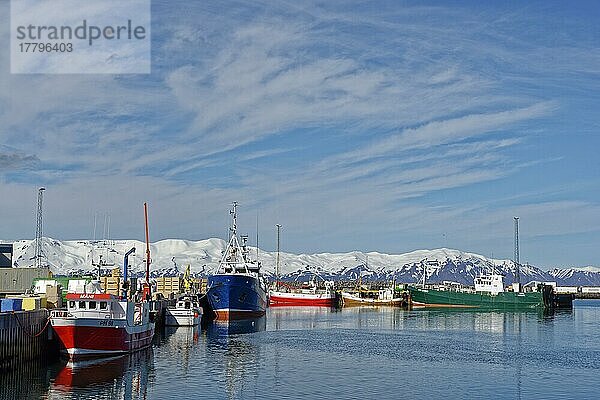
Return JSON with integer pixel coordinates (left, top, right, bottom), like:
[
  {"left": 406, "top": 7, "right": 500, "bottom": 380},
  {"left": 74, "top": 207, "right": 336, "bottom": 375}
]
[
  {"left": 162, "top": 325, "right": 201, "bottom": 353},
  {"left": 159, "top": 326, "right": 202, "bottom": 376},
  {"left": 269, "top": 306, "right": 338, "bottom": 331},
  {"left": 50, "top": 348, "right": 152, "bottom": 397},
  {"left": 53, "top": 355, "right": 128, "bottom": 389},
  {"left": 207, "top": 316, "right": 266, "bottom": 336},
  {"left": 205, "top": 318, "right": 264, "bottom": 400}
]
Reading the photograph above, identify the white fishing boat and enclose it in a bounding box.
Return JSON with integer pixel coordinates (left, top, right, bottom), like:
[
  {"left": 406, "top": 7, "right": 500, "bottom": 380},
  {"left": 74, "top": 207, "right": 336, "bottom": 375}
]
[
  {"left": 341, "top": 288, "right": 407, "bottom": 307},
  {"left": 165, "top": 296, "right": 202, "bottom": 326}
]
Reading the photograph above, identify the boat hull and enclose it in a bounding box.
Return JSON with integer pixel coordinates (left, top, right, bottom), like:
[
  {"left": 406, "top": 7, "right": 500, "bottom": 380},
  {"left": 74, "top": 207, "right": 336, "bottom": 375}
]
[
  {"left": 341, "top": 292, "right": 407, "bottom": 307},
  {"left": 269, "top": 291, "right": 336, "bottom": 307},
  {"left": 207, "top": 274, "right": 267, "bottom": 320},
  {"left": 408, "top": 287, "right": 544, "bottom": 309},
  {"left": 164, "top": 308, "right": 201, "bottom": 326},
  {"left": 51, "top": 318, "right": 154, "bottom": 360}
]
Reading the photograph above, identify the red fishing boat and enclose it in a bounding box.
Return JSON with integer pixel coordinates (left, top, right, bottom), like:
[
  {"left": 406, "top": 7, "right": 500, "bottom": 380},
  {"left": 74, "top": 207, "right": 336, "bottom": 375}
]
[
  {"left": 269, "top": 280, "right": 336, "bottom": 307},
  {"left": 50, "top": 203, "right": 156, "bottom": 359},
  {"left": 50, "top": 291, "right": 155, "bottom": 359},
  {"left": 267, "top": 225, "right": 337, "bottom": 307}
]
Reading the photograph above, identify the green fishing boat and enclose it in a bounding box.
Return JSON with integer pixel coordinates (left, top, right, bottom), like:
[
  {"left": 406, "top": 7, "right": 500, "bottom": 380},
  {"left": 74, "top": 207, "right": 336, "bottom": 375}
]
[{"left": 408, "top": 273, "right": 548, "bottom": 309}]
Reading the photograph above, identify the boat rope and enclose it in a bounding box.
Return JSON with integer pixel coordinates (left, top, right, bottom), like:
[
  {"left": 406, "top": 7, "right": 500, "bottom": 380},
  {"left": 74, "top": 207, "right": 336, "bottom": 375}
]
[
  {"left": 11, "top": 309, "right": 51, "bottom": 338},
  {"left": 207, "top": 282, "right": 224, "bottom": 291},
  {"left": 196, "top": 293, "right": 208, "bottom": 301}
]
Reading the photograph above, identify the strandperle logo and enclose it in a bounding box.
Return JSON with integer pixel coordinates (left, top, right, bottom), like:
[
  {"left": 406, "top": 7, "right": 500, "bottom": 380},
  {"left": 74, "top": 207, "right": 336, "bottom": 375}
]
[
  {"left": 11, "top": 0, "right": 151, "bottom": 74},
  {"left": 15, "top": 19, "right": 147, "bottom": 47}
]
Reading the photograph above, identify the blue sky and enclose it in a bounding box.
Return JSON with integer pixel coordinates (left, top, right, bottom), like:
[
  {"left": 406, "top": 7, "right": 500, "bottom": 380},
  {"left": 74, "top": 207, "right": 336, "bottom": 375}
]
[{"left": 0, "top": 0, "right": 599, "bottom": 268}]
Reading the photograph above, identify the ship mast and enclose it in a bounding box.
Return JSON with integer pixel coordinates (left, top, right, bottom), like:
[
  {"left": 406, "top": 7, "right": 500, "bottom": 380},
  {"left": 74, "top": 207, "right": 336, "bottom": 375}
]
[
  {"left": 514, "top": 216, "right": 521, "bottom": 292},
  {"left": 256, "top": 213, "right": 259, "bottom": 265},
  {"left": 143, "top": 202, "right": 152, "bottom": 300},
  {"left": 217, "top": 201, "right": 248, "bottom": 273},
  {"left": 276, "top": 224, "right": 282, "bottom": 290},
  {"left": 231, "top": 201, "right": 238, "bottom": 238}
]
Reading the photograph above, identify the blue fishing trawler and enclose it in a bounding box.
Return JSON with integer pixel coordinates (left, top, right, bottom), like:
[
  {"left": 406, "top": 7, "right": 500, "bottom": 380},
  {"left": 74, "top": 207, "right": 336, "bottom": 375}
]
[{"left": 207, "top": 202, "right": 268, "bottom": 320}]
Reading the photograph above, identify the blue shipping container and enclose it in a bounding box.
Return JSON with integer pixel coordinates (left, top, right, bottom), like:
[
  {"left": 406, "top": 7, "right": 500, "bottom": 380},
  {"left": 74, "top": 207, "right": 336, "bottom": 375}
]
[{"left": 0, "top": 298, "right": 23, "bottom": 312}]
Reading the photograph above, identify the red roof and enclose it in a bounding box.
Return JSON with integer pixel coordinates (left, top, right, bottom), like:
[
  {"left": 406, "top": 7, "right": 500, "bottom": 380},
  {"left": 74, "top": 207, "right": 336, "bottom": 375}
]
[{"left": 66, "top": 293, "right": 115, "bottom": 300}]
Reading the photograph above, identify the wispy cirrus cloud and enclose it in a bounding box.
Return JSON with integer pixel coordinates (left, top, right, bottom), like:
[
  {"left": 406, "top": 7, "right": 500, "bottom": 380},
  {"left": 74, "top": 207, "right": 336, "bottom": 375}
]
[
  {"left": 0, "top": 151, "right": 39, "bottom": 171},
  {"left": 324, "top": 102, "right": 556, "bottom": 167}
]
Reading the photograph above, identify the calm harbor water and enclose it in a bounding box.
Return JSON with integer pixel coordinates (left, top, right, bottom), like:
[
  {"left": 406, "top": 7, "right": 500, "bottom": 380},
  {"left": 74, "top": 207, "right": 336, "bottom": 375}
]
[{"left": 2, "top": 300, "right": 600, "bottom": 400}]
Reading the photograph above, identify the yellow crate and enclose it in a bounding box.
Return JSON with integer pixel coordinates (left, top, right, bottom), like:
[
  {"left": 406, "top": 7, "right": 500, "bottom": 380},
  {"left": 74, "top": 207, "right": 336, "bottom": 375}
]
[
  {"left": 100, "top": 277, "right": 121, "bottom": 293},
  {"left": 156, "top": 276, "right": 181, "bottom": 295},
  {"left": 21, "top": 297, "right": 43, "bottom": 310}
]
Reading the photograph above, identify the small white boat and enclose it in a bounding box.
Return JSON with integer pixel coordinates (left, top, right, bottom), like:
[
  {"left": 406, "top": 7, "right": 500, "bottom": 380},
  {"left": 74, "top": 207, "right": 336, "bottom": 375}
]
[
  {"left": 165, "top": 296, "right": 202, "bottom": 326},
  {"left": 341, "top": 288, "right": 407, "bottom": 307}
]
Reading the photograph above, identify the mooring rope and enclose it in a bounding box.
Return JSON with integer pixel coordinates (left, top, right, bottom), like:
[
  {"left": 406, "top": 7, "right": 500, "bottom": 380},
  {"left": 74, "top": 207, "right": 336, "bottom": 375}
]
[{"left": 11, "top": 309, "right": 51, "bottom": 338}]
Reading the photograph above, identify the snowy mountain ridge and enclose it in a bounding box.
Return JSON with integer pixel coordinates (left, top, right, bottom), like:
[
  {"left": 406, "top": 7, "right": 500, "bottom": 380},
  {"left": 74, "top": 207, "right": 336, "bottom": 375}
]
[{"left": 3, "top": 237, "right": 600, "bottom": 286}]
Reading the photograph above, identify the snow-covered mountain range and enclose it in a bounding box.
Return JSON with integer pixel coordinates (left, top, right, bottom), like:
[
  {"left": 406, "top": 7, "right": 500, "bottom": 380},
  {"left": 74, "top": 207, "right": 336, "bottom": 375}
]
[{"left": 3, "top": 237, "right": 600, "bottom": 286}]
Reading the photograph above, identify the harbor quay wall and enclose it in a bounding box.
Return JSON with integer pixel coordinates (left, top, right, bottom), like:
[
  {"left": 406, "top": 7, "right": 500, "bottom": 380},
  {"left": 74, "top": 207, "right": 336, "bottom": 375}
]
[{"left": 0, "top": 309, "right": 53, "bottom": 370}]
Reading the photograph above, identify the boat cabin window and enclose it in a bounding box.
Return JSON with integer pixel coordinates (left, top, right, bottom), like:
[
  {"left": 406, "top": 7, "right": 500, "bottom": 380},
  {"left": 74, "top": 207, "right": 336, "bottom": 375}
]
[
  {"left": 69, "top": 301, "right": 75, "bottom": 308},
  {"left": 78, "top": 301, "right": 86, "bottom": 309},
  {"left": 89, "top": 301, "right": 97, "bottom": 309},
  {"left": 185, "top": 301, "right": 191, "bottom": 309},
  {"left": 100, "top": 301, "right": 108, "bottom": 310}
]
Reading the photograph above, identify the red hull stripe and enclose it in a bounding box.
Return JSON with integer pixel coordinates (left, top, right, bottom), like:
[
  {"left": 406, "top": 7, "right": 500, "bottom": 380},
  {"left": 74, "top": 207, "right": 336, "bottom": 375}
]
[
  {"left": 269, "top": 297, "right": 335, "bottom": 306},
  {"left": 52, "top": 325, "right": 154, "bottom": 359},
  {"left": 214, "top": 310, "right": 265, "bottom": 320}
]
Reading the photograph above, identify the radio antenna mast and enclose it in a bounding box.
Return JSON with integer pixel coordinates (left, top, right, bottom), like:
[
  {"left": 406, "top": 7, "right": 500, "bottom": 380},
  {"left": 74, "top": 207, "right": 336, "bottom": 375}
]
[{"left": 34, "top": 187, "right": 46, "bottom": 268}]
